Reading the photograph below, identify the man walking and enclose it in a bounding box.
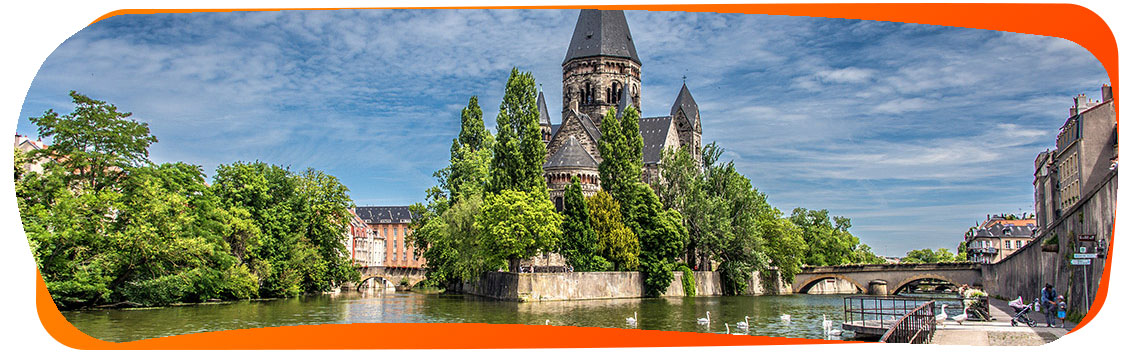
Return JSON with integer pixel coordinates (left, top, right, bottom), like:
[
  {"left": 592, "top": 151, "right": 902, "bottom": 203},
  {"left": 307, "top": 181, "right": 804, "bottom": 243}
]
[{"left": 1040, "top": 283, "right": 1058, "bottom": 327}]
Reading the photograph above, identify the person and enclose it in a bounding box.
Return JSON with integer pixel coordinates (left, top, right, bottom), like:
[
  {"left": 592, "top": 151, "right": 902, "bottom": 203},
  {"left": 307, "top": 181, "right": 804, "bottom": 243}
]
[
  {"left": 1040, "top": 283, "right": 1058, "bottom": 327},
  {"left": 1056, "top": 296, "right": 1067, "bottom": 328}
]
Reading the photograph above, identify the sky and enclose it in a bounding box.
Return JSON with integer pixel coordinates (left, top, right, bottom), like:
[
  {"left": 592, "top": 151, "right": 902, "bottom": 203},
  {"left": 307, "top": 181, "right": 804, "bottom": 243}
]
[{"left": 15, "top": 9, "right": 1109, "bottom": 257}]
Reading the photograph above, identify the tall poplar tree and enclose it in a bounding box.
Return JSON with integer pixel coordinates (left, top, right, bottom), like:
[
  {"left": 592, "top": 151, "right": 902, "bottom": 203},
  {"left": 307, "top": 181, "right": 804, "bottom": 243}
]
[
  {"left": 489, "top": 68, "right": 546, "bottom": 195},
  {"left": 559, "top": 177, "right": 608, "bottom": 271}
]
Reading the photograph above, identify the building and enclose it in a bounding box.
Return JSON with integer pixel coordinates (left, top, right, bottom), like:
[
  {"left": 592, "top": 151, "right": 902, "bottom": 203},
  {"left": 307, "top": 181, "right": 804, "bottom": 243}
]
[
  {"left": 540, "top": 10, "right": 704, "bottom": 208},
  {"left": 13, "top": 134, "right": 51, "bottom": 175},
  {"left": 355, "top": 206, "right": 422, "bottom": 269},
  {"left": 346, "top": 209, "right": 384, "bottom": 267},
  {"left": 964, "top": 214, "right": 1037, "bottom": 264},
  {"left": 1034, "top": 84, "right": 1117, "bottom": 228}
]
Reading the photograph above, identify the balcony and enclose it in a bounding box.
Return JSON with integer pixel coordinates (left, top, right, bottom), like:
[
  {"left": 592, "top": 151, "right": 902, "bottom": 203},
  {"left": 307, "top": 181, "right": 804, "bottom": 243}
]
[{"left": 968, "top": 247, "right": 998, "bottom": 255}]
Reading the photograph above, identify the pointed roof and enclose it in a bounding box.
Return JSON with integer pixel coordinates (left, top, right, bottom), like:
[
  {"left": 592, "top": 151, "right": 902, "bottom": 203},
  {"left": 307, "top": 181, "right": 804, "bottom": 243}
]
[
  {"left": 615, "top": 88, "right": 635, "bottom": 119},
  {"left": 639, "top": 116, "right": 674, "bottom": 164},
  {"left": 670, "top": 83, "right": 699, "bottom": 120},
  {"left": 544, "top": 136, "right": 598, "bottom": 169},
  {"left": 563, "top": 10, "right": 641, "bottom": 65},
  {"left": 550, "top": 108, "right": 601, "bottom": 145},
  {"left": 537, "top": 91, "right": 552, "bottom": 126}
]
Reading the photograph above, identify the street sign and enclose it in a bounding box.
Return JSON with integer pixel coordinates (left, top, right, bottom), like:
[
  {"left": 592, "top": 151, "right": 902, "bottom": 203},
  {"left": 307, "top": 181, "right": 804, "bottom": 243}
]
[
  {"left": 1079, "top": 234, "right": 1096, "bottom": 241},
  {"left": 1074, "top": 253, "right": 1098, "bottom": 259},
  {"left": 1070, "top": 259, "right": 1092, "bottom": 265}
]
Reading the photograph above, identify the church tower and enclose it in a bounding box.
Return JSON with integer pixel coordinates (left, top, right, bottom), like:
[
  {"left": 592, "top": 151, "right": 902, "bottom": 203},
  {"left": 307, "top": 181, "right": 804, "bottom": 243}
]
[
  {"left": 671, "top": 83, "right": 702, "bottom": 165},
  {"left": 561, "top": 10, "right": 642, "bottom": 126}
]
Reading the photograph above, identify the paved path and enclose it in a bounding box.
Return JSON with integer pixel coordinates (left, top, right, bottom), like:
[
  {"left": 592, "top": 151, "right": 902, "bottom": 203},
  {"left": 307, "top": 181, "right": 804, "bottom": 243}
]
[{"left": 932, "top": 298, "right": 1075, "bottom": 346}]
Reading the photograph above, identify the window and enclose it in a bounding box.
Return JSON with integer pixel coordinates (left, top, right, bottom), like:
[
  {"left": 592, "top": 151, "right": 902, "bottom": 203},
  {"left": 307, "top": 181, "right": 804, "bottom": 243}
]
[
  {"left": 394, "top": 227, "right": 399, "bottom": 237},
  {"left": 1005, "top": 241, "right": 1011, "bottom": 249}
]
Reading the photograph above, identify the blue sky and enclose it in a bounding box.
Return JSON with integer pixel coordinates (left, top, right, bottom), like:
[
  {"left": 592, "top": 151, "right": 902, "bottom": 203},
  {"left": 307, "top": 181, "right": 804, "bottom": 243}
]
[{"left": 15, "top": 9, "right": 1108, "bottom": 257}]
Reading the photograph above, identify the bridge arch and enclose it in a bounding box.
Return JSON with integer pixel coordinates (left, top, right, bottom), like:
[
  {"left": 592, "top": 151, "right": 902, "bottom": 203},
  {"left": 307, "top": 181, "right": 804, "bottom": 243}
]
[
  {"left": 890, "top": 274, "right": 960, "bottom": 295},
  {"left": 357, "top": 275, "right": 394, "bottom": 291},
  {"left": 794, "top": 274, "right": 866, "bottom": 294}
]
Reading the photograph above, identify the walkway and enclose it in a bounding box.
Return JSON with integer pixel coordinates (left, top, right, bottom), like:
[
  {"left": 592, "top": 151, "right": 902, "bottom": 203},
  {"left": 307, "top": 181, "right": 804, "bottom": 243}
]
[{"left": 932, "top": 298, "right": 1075, "bottom": 346}]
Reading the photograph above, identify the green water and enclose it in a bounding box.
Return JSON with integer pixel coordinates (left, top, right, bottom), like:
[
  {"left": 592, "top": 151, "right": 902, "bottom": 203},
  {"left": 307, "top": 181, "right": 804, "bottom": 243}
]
[{"left": 62, "top": 291, "right": 857, "bottom": 342}]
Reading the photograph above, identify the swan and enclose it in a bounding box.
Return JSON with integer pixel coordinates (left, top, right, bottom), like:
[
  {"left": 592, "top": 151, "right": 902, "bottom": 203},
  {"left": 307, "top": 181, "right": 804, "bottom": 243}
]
[
  {"left": 545, "top": 319, "right": 550, "bottom": 325},
  {"left": 827, "top": 329, "right": 843, "bottom": 336},
  {"left": 697, "top": 311, "right": 711, "bottom": 325},
  {"left": 725, "top": 323, "right": 744, "bottom": 335},
  {"left": 953, "top": 307, "right": 969, "bottom": 325},
  {"left": 626, "top": 312, "right": 637, "bottom": 326},
  {"left": 935, "top": 304, "right": 948, "bottom": 328},
  {"left": 821, "top": 314, "right": 834, "bottom": 331},
  {"left": 780, "top": 314, "right": 791, "bottom": 322},
  {"left": 736, "top": 316, "right": 749, "bottom": 330}
]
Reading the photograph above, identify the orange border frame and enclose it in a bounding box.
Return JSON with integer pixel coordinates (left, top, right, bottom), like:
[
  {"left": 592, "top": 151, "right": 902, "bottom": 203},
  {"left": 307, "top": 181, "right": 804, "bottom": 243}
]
[{"left": 34, "top": 3, "right": 1117, "bottom": 349}]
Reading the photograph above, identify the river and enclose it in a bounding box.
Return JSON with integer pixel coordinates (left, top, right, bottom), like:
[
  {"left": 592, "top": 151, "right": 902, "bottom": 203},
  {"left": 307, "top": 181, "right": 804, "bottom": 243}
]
[{"left": 63, "top": 291, "right": 860, "bottom": 342}]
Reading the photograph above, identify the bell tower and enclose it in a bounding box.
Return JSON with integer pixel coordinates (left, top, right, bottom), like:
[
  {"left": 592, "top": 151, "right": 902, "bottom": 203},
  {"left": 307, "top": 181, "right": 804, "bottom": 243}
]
[{"left": 561, "top": 10, "right": 642, "bottom": 126}]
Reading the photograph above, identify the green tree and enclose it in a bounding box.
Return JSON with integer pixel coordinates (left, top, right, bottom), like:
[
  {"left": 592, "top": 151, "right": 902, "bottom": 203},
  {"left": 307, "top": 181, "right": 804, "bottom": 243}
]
[
  {"left": 438, "top": 96, "right": 494, "bottom": 201},
  {"left": 902, "top": 248, "right": 957, "bottom": 263},
  {"left": 28, "top": 91, "right": 158, "bottom": 192},
  {"left": 477, "top": 190, "right": 563, "bottom": 272},
  {"left": 587, "top": 190, "right": 639, "bottom": 271},
  {"left": 410, "top": 195, "right": 496, "bottom": 283},
  {"left": 489, "top": 68, "right": 546, "bottom": 195},
  {"left": 760, "top": 211, "right": 806, "bottom": 283},
  {"left": 558, "top": 178, "right": 609, "bottom": 271},
  {"left": 629, "top": 183, "right": 688, "bottom": 297},
  {"left": 597, "top": 106, "right": 642, "bottom": 205},
  {"left": 790, "top": 208, "right": 860, "bottom": 266}
]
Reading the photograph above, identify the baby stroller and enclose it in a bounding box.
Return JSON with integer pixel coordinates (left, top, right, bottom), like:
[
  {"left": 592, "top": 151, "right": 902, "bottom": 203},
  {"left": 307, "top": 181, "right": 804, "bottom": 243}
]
[{"left": 1008, "top": 296, "right": 1038, "bottom": 327}]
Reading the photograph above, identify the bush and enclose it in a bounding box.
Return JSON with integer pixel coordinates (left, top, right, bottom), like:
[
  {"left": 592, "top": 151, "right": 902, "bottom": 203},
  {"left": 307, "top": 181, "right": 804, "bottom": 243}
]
[{"left": 679, "top": 265, "right": 696, "bottom": 297}]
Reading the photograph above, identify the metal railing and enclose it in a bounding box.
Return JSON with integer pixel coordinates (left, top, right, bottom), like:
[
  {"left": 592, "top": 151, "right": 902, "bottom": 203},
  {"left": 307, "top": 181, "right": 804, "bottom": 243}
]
[
  {"left": 880, "top": 300, "right": 936, "bottom": 343},
  {"left": 843, "top": 296, "right": 933, "bottom": 332}
]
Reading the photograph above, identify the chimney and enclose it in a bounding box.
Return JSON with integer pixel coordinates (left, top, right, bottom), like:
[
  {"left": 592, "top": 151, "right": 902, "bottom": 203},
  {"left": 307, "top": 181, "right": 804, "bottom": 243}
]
[
  {"left": 1102, "top": 83, "right": 1113, "bottom": 102},
  {"left": 14, "top": 134, "right": 21, "bottom": 146}
]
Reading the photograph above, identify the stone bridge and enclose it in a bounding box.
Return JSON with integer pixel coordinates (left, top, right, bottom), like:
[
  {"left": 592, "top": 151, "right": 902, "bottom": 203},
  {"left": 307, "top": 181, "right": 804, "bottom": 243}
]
[
  {"left": 355, "top": 266, "right": 427, "bottom": 291},
  {"left": 793, "top": 262, "right": 983, "bottom": 295}
]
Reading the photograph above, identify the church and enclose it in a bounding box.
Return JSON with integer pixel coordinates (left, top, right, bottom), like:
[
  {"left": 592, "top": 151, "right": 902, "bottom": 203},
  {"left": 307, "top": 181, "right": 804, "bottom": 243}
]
[{"left": 540, "top": 9, "right": 704, "bottom": 209}]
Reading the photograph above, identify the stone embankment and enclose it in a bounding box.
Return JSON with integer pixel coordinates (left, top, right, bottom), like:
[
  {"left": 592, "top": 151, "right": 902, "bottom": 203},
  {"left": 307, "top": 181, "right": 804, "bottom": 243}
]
[{"left": 459, "top": 270, "right": 791, "bottom": 302}]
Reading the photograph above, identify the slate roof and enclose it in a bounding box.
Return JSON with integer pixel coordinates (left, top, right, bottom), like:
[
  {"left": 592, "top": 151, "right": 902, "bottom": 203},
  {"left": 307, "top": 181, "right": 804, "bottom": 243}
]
[
  {"left": 615, "top": 87, "right": 635, "bottom": 119},
  {"left": 563, "top": 10, "right": 641, "bottom": 65},
  {"left": 971, "top": 223, "right": 1036, "bottom": 239},
  {"left": 544, "top": 136, "right": 598, "bottom": 169},
  {"left": 355, "top": 206, "right": 416, "bottom": 224},
  {"left": 537, "top": 91, "right": 552, "bottom": 126},
  {"left": 639, "top": 116, "right": 673, "bottom": 164},
  {"left": 670, "top": 83, "right": 699, "bottom": 127}
]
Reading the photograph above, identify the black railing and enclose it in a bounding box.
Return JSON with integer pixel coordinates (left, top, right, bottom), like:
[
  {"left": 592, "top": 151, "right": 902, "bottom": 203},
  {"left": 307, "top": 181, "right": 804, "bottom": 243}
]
[
  {"left": 880, "top": 301, "right": 936, "bottom": 343},
  {"left": 843, "top": 296, "right": 932, "bottom": 332}
]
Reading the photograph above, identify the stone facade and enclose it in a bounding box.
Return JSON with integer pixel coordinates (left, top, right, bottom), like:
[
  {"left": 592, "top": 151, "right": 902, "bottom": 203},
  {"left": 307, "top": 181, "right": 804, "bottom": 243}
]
[{"left": 541, "top": 10, "right": 705, "bottom": 204}]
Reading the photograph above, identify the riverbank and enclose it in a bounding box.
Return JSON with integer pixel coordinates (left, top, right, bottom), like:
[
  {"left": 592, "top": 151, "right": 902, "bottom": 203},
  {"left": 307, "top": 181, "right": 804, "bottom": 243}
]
[
  {"left": 932, "top": 298, "right": 1074, "bottom": 345},
  {"left": 459, "top": 270, "right": 792, "bottom": 302}
]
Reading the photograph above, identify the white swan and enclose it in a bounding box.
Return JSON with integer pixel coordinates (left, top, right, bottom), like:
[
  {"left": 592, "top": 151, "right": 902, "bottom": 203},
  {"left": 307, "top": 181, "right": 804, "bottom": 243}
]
[
  {"left": 953, "top": 307, "right": 969, "bottom": 325},
  {"left": 545, "top": 319, "right": 550, "bottom": 325},
  {"left": 821, "top": 314, "right": 834, "bottom": 331},
  {"left": 626, "top": 312, "right": 637, "bottom": 326},
  {"left": 935, "top": 304, "right": 948, "bottom": 328},
  {"left": 697, "top": 311, "right": 711, "bottom": 325},
  {"left": 725, "top": 323, "right": 744, "bottom": 335},
  {"left": 736, "top": 316, "right": 749, "bottom": 330},
  {"left": 780, "top": 314, "right": 791, "bottom": 322}
]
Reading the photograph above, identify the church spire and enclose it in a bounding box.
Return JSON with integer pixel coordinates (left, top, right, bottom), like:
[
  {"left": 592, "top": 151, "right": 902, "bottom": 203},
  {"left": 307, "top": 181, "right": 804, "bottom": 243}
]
[{"left": 563, "top": 10, "right": 640, "bottom": 65}]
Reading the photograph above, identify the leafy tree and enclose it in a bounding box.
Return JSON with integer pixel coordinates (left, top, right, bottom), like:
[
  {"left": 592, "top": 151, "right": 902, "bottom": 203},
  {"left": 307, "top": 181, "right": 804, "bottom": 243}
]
[
  {"left": 477, "top": 190, "right": 563, "bottom": 272},
  {"left": 957, "top": 241, "right": 968, "bottom": 261},
  {"left": 437, "top": 96, "right": 494, "bottom": 201},
  {"left": 586, "top": 190, "right": 639, "bottom": 271},
  {"left": 902, "top": 248, "right": 957, "bottom": 263},
  {"left": 489, "top": 68, "right": 546, "bottom": 195},
  {"left": 558, "top": 178, "right": 609, "bottom": 271},
  {"left": 790, "top": 208, "right": 861, "bottom": 266},
  {"left": 853, "top": 244, "right": 887, "bottom": 265},
  {"left": 760, "top": 211, "right": 806, "bottom": 283},
  {"left": 597, "top": 106, "right": 642, "bottom": 205},
  {"left": 410, "top": 195, "right": 496, "bottom": 283},
  {"left": 629, "top": 183, "right": 687, "bottom": 297},
  {"left": 27, "top": 91, "right": 158, "bottom": 192}
]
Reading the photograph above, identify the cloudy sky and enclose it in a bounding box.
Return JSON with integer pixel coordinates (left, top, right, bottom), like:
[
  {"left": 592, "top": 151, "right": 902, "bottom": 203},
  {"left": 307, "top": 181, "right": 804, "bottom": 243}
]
[{"left": 15, "top": 9, "right": 1108, "bottom": 256}]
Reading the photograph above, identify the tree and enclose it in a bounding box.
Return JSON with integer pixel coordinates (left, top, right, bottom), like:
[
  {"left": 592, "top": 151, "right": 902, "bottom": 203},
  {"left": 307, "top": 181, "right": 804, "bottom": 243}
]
[
  {"left": 790, "top": 208, "right": 861, "bottom": 266},
  {"left": 438, "top": 96, "right": 494, "bottom": 201},
  {"left": 957, "top": 241, "right": 968, "bottom": 261},
  {"left": 902, "top": 248, "right": 957, "bottom": 263},
  {"left": 28, "top": 91, "right": 158, "bottom": 192},
  {"left": 558, "top": 178, "right": 609, "bottom": 271},
  {"left": 489, "top": 68, "right": 546, "bottom": 195},
  {"left": 587, "top": 190, "right": 639, "bottom": 271},
  {"left": 597, "top": 106, "right": 642, "bottom": 205},
  {"left": 477, "top": 190, "right": 563, "bottom": 272},
  {"left": 629, "top": 183, "right": 688, "bottom": 297},
  {"left": 409, "top": 195, "right": 496, "bottom": 284},
  {"left": 760, "top": 211, "right": 806, "bottom": 283}
]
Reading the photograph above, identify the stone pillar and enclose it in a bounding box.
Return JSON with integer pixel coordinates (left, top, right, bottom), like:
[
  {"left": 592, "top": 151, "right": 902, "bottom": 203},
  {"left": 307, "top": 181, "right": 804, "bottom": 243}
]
[{"left": 869, "top": 280, "right": 889, "bottom": 295}]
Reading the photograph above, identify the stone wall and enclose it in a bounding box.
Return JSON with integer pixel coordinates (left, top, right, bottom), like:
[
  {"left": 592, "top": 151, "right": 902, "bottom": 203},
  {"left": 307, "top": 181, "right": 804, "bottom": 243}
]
[
  {"left": 463, "top": 270, "right": 790, "bottom": 302},
  {"left": 981, "top": 170, "right": 1114, "bottom": 316}
]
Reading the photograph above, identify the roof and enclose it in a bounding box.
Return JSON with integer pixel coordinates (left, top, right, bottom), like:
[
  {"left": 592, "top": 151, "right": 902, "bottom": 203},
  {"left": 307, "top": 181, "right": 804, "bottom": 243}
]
[
  {"left": 552, "top": 108, "right": 602, "bottom": 145},
  {"left": 544, "top": 136, "right": 598, "bottom": 169},
  {"left": 639, "top": 116, "right": 673, "bottom": 164},
  {"left": 971, "top": 223, "right": 1036, "bottom": 239},
  {"left": 537, "top": 91, "right": 552, "bottom": 126},
  {"left": 563, "top": 10, "right": 641, "bottom": 65},
  {"left": 355, "top": 206, "right": 416, "bottom": 224},
  {"left": 615, "top": 86, "right": 635, "bottom": 119},
  {"left": 670, "top": 83, "right": 699, "bottom": 125}
]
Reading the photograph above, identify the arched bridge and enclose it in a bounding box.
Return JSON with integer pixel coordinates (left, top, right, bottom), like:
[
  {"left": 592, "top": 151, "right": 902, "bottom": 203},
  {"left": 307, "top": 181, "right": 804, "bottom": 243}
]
[
  {"left": 793, "top": 262, "right": 982, "bottom": 295},
  {"left": 354, "top": 266, "right": 427, "bottom": 291}
]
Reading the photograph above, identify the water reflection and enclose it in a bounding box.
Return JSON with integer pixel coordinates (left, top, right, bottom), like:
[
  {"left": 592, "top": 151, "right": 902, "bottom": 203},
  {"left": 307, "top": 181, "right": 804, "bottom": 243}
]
[{"left": 64, "top": 291, "right": 856, "bottom": 342}]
